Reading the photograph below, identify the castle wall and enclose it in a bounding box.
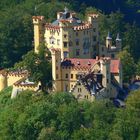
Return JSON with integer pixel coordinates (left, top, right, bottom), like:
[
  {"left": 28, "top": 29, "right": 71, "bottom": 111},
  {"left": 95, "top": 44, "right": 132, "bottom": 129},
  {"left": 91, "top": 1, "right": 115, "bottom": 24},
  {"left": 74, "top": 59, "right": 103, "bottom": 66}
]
[
  {"left": 0, "top": 74, "right": 7, "bottom": 91},
  {"left": 7, "top": 74, "right": 26, "bottom": 87},
  {"left": 71, "top": 83, "right": 95, "bottom": 102},
  {"left": 60, "top": 68, "right": 87, "bottom": 92}
]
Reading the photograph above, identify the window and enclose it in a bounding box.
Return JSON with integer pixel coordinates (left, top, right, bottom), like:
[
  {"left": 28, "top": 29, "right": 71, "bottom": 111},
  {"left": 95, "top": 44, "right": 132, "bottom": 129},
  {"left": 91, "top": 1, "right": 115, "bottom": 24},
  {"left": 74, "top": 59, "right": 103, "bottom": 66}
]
[
  {"left": 69, "top": 41, "right": 72, "bottom": 46},
  {"left": 65, "top": 73, "right": 68, "bottom": 79},
  {"left": 57, "top": 39, "right": 60, "bottom": 45},
  {"left": 111, "top": 54, "right": 115, "bottom": 58},
  {"left": 93, "top": 28, "right": 96, "bottom": 32},
  {"left": 76, "top": 74, "right": 79, "bottom": 79},
  {"left": 76, "top": 32, "right": 78, "bottom": 36},
  {"left": 49, "top": 36, "right": 55, "bottom": 44},
  {"left": 93, "top": 36, "right": 97, "bottom": 42},
  {"left": 71, "top": 74, "right": 73, "bottom": 79},
  {"left": 107, "top": 70, "right": 109, "bottom": 74},
  {"left": 102, "top": 47, "right": 104, "bottom": 52},
  {"left": 76, "top": 49, "right": 80, "bottom": 56},
  {"left": 65, "top": 84, "right": 68, "bottom": 92},
  {"left": 64, "top": 51, "right": 68, "bottom": 58},
  {"left": 84, "top": 95, "right": 88, "bottom": 99},
  {"left": 63, "top": 42, "right": 67, "bottom": 47},
  {"left": 107, "top": 79, "right": 109, "bottom": 83},
  {"left": 83, "top": 48, "right": 89, "bottom": 54},
  {"left": 84, "top": 30, "right": 85, "bottom": 35},
  {"left": 78, "top": 88, "right": 82, "bottom": 92},
  {"left": 64, "top": 34, "right": 67, "bottom": 38},
  {"left": 56, "top": 74, "right": 59, "bottom": 79},
  {"left": 56, "top": 66, "right": 58, "bottom": 70},
  {"left": 76, "top": 39, "right": 79, "bottom": 46}
]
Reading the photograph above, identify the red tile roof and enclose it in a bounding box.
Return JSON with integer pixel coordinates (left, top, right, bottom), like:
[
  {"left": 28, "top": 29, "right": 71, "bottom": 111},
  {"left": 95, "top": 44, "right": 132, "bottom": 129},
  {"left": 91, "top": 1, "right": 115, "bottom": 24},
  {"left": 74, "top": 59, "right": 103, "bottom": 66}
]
[
  {"left": 61, "top": 58, "right": 120, "bottom": 73},
  {"left": 110, "top": 60, "right": 120, "bottom": 73}
]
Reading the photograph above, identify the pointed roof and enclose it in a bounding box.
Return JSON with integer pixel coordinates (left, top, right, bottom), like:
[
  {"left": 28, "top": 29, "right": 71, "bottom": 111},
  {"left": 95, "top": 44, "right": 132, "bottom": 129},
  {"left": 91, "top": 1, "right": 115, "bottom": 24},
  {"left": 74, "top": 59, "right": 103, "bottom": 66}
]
[
  {"left": 106, "top": 32, "right": 112, "bottom": 40},
  {"left": 116, "top": 33, "right": 122, "bottom": 41}
]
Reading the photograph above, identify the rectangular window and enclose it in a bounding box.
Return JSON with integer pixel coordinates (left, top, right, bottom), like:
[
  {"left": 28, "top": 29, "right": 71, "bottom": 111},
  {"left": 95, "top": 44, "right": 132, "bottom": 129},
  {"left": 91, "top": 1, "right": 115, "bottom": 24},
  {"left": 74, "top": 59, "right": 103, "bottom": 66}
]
[
  {"left": 71, "top": 74, "right": 73, "bottom": 79},
  {"left": 102, "top": 47, "right": 104, "bottom": 52},
  {"left": 69, "top": 41, "right": 72, "bottom": 46},
  {"left": 93, "top": 36, "right": 97, "bottom": 42},
  {"left": 83, "top": 48, "right": 89, "bottom": 54},
  {"left": 78, "top": 88, "right": 82, "bottom": 92},
  {"left": 76, "top": 74, "right": 79, "bottom": 79},
  {"left": 93, "top": 28, "right": 96, "bottom": 32},
  {"left": 64, "top": 51, "right": 68, "bottom": 58},
  {"left": 63, "top": 42, "right": 67, "bottom": 47},
  {"left": 65, "top": 84, "right": 68, "bottom": 92},
  {"left": 107, "top": 79, "right": 109, "bottom": 83},
  {"left": 56, "top": 74, "right": 58, "bottom": 79},
  {"left": 111, "top": 54, "right": 115, "bottom": 58},
  {"left": 65, "top": 73, "right": 68, "bottom": 79},
  {"left": 64, "top": 34, "right": 67, "bottom": 38},
  {"left": 76, "top": 49, "right": 80, "bottom": 56},
  {"left": 76, "top": 39, "right": 79, "bottom": 46}
]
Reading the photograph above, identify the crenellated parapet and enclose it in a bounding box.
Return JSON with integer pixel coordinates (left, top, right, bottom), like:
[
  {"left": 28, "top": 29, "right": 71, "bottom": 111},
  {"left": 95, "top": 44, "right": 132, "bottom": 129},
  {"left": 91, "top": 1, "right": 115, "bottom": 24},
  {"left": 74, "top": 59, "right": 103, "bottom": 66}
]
[{"left": 73, "top": 23, "right": 92, "bottom": 31}]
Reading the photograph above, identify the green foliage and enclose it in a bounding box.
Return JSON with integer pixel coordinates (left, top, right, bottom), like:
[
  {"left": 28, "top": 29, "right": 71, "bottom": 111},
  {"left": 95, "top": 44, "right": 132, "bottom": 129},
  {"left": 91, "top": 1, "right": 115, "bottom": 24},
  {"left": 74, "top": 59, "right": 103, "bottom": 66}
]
[
  {"left": 0, "top": 88, "right": 140, "bottom": 139},
  {"left": 117, "top": 49, "right": 136, "bottom": 82},
  {"left": 109, "top": 90, "right": 140, "bottom": 140},
  {"left": 15, "top": 44, "right": 52, "bottom": 92},
  {"left": 136, "top": 60, "right": 140, "bottom": 76}
]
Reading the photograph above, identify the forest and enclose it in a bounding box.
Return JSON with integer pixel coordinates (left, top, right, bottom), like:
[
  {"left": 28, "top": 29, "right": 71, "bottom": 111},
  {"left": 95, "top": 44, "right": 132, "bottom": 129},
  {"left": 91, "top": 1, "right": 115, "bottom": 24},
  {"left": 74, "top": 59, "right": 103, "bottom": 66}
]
[{"left": 0, "top": 87, "right": 139, "bottom": 140}]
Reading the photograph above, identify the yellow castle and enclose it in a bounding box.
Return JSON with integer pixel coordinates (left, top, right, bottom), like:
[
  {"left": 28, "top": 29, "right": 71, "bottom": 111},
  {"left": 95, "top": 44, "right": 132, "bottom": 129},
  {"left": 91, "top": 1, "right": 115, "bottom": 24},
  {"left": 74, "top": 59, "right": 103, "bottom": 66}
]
[
  {"left": 32, "top": 8, "right": 121, "bottom": 59},
  {"left": 31, "top": 8, "right": 122, "bottom": 100},
  {"left": 0, "top": 8, "right": 123, "bottom": 101},
  {"left": 51, "top": 48, "right": 122, "bottom": 101}
]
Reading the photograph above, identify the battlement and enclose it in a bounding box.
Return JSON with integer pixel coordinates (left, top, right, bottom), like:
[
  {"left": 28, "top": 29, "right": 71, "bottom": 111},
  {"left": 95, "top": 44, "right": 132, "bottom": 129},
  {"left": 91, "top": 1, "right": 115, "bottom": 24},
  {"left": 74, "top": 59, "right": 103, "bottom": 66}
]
[
  {"left": 0, "top": 69, "right": 7, "bottom": 77},
  {"left": 87, "top": 13, "right": 99, "bottom": 18},
  {"left": 73, "top": 23, "right": 92, "bottom": 31},
  {"left": 8, "top": 70, "right": 28, "bottom": 77},
  {"left": 32, "top": 16, "right": 45, "bottom": 24},
  {"left": 14, "top": 78, "right": 37, "bottom": 88}
]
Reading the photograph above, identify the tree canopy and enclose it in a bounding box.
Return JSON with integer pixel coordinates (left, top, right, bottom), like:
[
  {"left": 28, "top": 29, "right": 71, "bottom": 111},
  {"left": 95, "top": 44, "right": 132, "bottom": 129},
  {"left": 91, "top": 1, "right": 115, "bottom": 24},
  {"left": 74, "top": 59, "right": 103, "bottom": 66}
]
[
  {"left": 0, "top": 87, "right": 140, "bottom": 139},
  {"left": 14, "top": 43, "right": 52, "bottom": 92}
]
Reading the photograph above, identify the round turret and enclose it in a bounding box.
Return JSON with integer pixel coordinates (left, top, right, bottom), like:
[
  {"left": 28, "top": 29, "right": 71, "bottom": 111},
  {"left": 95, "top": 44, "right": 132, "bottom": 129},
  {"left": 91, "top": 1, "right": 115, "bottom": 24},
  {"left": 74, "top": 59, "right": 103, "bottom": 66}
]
[
  {"left": 106, "top": 32, "right": 112, "bottom": 48},
  {"left": 116, "top": 33, "right": 122, "bottom": 49}
]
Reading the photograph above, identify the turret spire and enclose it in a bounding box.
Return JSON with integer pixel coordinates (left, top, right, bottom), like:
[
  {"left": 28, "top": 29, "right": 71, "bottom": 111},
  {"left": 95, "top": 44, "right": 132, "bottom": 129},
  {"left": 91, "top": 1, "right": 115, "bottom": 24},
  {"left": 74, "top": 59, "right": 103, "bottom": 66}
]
[
  {"left": 64, "top": 7, "right": 68, "bottom": 13},
  {"left": 116, "top": 33, "right": 121, "bottom": 41},
  {"left": 106, "top": 32, "right": 112, "bottom": 40}
]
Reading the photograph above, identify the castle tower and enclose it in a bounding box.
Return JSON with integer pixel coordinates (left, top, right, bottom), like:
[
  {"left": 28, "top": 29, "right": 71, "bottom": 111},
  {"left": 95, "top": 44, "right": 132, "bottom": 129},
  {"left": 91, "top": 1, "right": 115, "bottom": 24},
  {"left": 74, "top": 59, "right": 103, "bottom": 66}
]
[
  {"left": 0, "top": 71, "right": 7, "bottom": 91},
  {"left": 116, "top": 33, "right": 122, "bottom": 50},
  {"left": 106, "top": 32, "right": 112, "bottom": 49},
  {"left": 50, "top": 48, "right": 62, "bottom": 92},
  {"left": 32, "top": 16, "right": 45, "bottom": 54},
  {"left": 100, "top": 58, "right": 111, "bottom": 93},
  {"left": 87, "top": 14, "right": 99, "bottom": 57}
]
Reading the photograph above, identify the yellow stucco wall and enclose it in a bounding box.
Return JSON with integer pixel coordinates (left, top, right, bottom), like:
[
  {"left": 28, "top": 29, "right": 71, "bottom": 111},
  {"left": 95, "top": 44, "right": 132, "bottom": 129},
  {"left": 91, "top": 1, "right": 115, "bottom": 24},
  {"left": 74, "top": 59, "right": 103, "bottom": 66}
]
[
  {"left": 7, "top": 74, "right": 25, "bottom": 87},
  {"left": 0, "top": 74, "right": 7, "bottom": 91},
  {"left": 72, "top": 83, "right": 95, "bottom": 102}
]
